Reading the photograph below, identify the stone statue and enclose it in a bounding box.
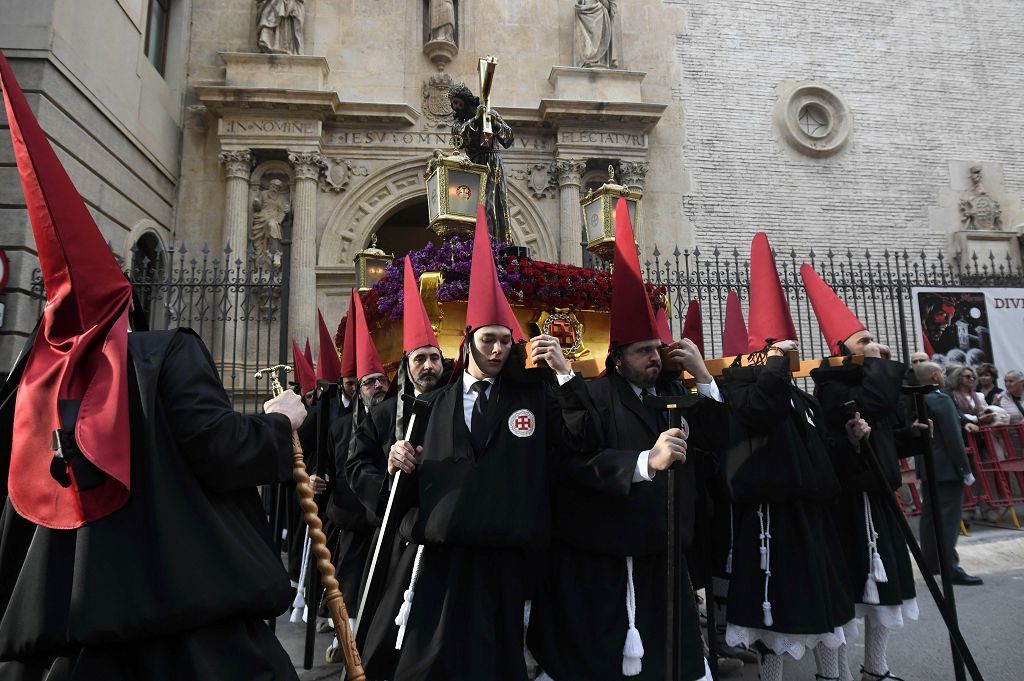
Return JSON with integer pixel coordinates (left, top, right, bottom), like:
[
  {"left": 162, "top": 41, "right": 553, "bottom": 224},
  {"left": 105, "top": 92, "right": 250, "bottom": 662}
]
[
  {"left": 959, "top": 164, "right": 1003, "bottom": 231},
  {"left": 256, "top": 0, "right": 305, "bottom": 55},
  {"left": 251, "top": 178, "right": 290, "bottom": 267},
  {"left": 449, "top": 82, "right": 514, "bottom": 242},
  {"left": 573, "top": 0, "right": 622, "bottom": 69},
  {"left": 429, "top": 0, "right": 457, "bottom": 43}
]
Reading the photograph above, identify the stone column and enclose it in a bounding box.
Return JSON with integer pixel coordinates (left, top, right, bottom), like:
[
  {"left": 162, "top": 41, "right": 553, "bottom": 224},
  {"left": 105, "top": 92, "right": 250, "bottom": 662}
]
[
  {"left": 218, "top": 149, "right": 254, "bottom": 265},
  {"left": 619, "top": 161, "right": 650, "bottom": 194},
  {"left": 554, "top": 158, "right": 587, "bottom": 266},
  {"left": 287, "top": 151, "right": 324, "bottom": 348}
]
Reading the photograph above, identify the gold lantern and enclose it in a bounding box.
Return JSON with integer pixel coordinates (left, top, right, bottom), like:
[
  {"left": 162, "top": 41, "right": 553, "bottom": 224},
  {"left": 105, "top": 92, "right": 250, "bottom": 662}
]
[
  {"left": 580, "top": 165, "right": 643, "bottom": 261},
  {"left": 354, "top": 234, "right": 393, "bottom": 291},
  {"left": 423, "top": 149, "right": 488, "bottom": 239}
]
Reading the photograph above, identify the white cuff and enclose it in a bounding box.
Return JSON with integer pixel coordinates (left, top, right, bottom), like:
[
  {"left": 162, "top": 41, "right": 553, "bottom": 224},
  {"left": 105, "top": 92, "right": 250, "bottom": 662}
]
[
  {"left": 633, "top": 450, "right": 655, "bottom": 482},
  {"left": 964, "top": 413, "right": 978, "bottom": 423},
  {"left": 695, "top": 379, "right": 723, "bottom": 403},
  {"left": 555, "top": 372, "right": 574, "bottom": 386}
]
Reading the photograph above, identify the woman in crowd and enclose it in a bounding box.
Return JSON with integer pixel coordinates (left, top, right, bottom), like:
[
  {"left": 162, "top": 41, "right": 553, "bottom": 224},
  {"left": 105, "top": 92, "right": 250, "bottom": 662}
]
[
  {"left": 994, "top": 370, "right": 1024, "bottom": 425},
  {"left": 976, "top": 363, "right": 1003, "bottom": 405},
  {"left": 945, "top": 366, "right": 995, "bottom": 432}
]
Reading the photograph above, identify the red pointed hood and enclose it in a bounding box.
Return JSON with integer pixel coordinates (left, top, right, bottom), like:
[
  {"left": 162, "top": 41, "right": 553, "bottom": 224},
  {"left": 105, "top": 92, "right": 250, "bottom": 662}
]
[
  {"left": 350, "top": 290, "right": 386, "bottom": 380},
  {"left": 465, "top": 205, "right": 525, "bottom": 340},
  {"left": 339, "top": 292, "right": 358, "bottom": 379},
  {"left": 293, "top": 340, "right": 316, "bottom": 393},
  {"left": 681, "top": 300, "right": 705, "bottom": 358},
  {"left": 800, "top": 264, "right": 865, "bottom": 355},
  {"left": 722, "top": 291, "right": 748, "bottom": 357},
  {"left": 3, "top": 50, "right": 133, "bottom": 529},
  {"left": 747, "top": 232, "right": 796, "bottom": 352},
  {"left": 403, "top": 256, "right": 440, "bottom": 354},
  {"left": 610, "top": 199, "right": 660, "bottom": 347},
  {"left": 303, "top": 338, "right": 314, "bottom": 375},
  {"left": 654, "top": 305, "right": 674, "bottom": 345},
  {"left": 316, "top": 310, "right": 343, "bottom": 382}
]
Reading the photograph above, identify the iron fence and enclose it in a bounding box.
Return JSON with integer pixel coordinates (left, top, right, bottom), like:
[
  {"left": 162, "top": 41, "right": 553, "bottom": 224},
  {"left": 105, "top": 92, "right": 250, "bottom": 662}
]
[
  {"left": 31, "top": 242, "right": 287, "bottom": 414},
  {"left": 642, "top": 245, "right": 1024, "bottom": 366}
]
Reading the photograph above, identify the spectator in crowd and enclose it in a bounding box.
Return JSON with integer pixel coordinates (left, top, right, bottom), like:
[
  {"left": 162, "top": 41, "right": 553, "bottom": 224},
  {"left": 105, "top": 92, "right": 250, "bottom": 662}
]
[
  {"left": 976, "top": 363, "right": 1003, "bottom": 405},
  {"left": 995, "top": 370, "right": 1024, "bottom": 425},
  {"left": 946, "top": 365, "right": 995, "bottom": 430},
  {"left": 914, "top": 361, "right": 983, "bottom": 586}
]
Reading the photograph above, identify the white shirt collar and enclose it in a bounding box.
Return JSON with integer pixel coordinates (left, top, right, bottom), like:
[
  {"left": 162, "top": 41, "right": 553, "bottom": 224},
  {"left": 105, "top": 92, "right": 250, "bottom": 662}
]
[
  {"left": 626, "top": 380, "right": 653, "bottom": 399},
  {"left": 463, "top": 371, "right": 496, "bottom": 394}
]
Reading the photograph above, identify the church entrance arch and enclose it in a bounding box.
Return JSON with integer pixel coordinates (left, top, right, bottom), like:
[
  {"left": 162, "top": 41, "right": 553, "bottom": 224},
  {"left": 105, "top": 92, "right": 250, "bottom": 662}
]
[{"left": 318, "top": 158, "right": 556, "bottom": 268}]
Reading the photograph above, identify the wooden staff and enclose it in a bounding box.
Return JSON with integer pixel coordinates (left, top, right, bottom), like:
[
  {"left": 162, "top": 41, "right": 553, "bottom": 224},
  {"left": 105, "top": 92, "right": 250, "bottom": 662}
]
[{"left": 256, "top": 365, "right": 366, "bottom": 681}]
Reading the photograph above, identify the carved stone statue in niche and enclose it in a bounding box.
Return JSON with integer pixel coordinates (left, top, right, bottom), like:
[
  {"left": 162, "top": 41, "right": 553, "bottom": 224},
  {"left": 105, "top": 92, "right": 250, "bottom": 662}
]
[
  {"left": 959, "top": 165, "right": 1003, "bottom": 231},
  {"left": 251, "top": 178, "right": 291, "bottom": 268},
  {"left": 429, "top": 0, "right": 457, "bottom": 43},
  {"left": 574, "top": 0, "right": 622, "bottom": 68},
  {"left": 256, "top": 0, "right": 305, "bottom": 55}
]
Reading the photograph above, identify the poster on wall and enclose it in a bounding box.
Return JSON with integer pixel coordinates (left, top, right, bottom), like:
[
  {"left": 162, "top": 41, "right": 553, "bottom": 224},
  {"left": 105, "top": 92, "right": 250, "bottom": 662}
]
[{"left": 911, "top": 287, "right": 1024, "bottom": 372}]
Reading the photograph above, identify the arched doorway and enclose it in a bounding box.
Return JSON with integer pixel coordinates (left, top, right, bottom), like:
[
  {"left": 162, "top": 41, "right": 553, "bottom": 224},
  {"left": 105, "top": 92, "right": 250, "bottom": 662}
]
[{"left": 370, "top": 196, "right": 435, "bottom": 259}]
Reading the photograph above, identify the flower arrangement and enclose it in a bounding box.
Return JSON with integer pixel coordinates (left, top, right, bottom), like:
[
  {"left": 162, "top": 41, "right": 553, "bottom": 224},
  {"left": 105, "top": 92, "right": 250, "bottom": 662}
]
[{"left": 337, "top": 237, "right": 667, "bottom": 342}]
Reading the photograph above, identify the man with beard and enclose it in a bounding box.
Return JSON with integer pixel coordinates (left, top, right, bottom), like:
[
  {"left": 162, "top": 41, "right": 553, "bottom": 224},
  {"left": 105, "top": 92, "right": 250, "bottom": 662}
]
[
  {"left": 345, "top": 258, "right": 450, "bottom": 679},
  {"left": 386, "top": 208, "right": 601, "bottom": 681},
  {"left": 529, "top": 200, "right": 725, "bottom": 681},
  {"left": 448, "top": 82, "right": 514, "bottom": 241},
  {"left": 321, "top": 290, "right": 391, "bottom": 662},
  {"left": 804, "top": 265, "right": 924, "bottom": 681},
  {"left": 0, "top": 52, "right": 306, "bottom": 680}
]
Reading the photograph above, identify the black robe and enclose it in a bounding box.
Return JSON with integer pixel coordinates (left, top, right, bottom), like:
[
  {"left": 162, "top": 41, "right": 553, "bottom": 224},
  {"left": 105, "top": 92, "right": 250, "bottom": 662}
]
[
  {"left": 720, "top": 356, "right": 855, "bottom": 639},
  {"left": 811, "top": 358, "right": 918, "bottom": 610},
  {"left": 392, "top": 367, "right": 600, "bottom": 681},
  {"left": 529, "top": 372, "right": 728, "bottom": 681},
  {"left": 345, "top": 391, "right": 442, "bottom": 681},
  {"left": 0, "top": 329, "right": 297, "bottom": 680},
  {"left": 326, "top": 411, "right": 375, "bottom": 609}
]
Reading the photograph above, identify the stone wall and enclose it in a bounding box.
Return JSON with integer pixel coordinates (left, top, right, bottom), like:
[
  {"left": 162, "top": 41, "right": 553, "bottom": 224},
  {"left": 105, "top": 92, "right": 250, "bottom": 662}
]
[
  {"left": 0, "top": 0, "right": 188, "bottom": 370},
  {"left": 677, "top": 0, "right": 1024, "bottom": 257}
]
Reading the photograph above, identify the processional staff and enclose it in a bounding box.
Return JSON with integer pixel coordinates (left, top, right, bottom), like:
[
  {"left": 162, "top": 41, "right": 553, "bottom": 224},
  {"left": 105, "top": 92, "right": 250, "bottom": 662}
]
[
  {"left": 256, "top": 365, "right": 366, "bottom": 681},
  {"left": 478, "top": 55, "right": 497, "bottom": 145}
]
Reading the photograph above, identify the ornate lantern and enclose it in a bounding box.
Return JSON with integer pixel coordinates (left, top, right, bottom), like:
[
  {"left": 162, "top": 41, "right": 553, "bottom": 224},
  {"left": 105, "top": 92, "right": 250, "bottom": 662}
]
[
  {"left": 580, "top": 165, "right": 643, "bottom": 261},
  {"left": 423, "top": 148, "right": 488, "bottom": 239},
  {"left": 354, "top": 234, "right": 394, "bottom": 291}
]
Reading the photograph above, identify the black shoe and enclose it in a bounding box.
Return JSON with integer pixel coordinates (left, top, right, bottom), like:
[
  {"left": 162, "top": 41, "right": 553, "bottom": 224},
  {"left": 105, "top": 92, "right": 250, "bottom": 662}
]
[{"left": 951, "top": 568, "right": 983, "bottom": 586}]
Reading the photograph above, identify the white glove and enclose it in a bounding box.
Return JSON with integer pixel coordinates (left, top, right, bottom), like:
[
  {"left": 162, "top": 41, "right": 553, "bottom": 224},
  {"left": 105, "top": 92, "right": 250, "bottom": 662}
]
[
  {"left": 264, "top": 390, "right": 307, "bottom": 431},
  {"left": 963, "top": 473, "right": 976, "bottom": 487}
]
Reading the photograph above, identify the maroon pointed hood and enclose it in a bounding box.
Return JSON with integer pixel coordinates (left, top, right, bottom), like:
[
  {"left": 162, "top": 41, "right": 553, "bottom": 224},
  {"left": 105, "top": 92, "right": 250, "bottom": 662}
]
[{"left": 3, "top": 50, "right": 133, "bottom": 529}]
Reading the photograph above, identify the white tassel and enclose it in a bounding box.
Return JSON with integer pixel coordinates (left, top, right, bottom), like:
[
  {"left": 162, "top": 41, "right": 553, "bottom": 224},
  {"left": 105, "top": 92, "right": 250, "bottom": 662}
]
[
  {"left": 290, "top": 533, "right": 311, "bottom": 622},
  {"left": 862, "top": 575, "right": 880, "bottom": 605},
  {"left": 725, "top": 549, "right": 733, "bottom": 575},
  {"left": 395, "top": 545, "right": 426, "bottom": 650},
  {"left": 759, "top": 505, "right": 774, "bottom": 628},
  {"left": 871, "top": 551, "right": 889, "bottom": 583},
  {"left": 622, "top": 556, "right": 644, "bottom": 676},
  {"left": 759, "top": 546, "right": 767, "bottom": 571},
  {"left": 762, "top": 601, "right": 774, "bottom": 627}
]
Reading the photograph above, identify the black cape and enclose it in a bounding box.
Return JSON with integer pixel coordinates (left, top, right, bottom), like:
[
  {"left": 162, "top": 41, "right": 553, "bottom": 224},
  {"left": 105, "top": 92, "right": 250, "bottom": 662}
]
[
  {"left": 720, "top": 356, "right": 855, "bottom": 636},
  {"left": 392, "top": 366, "right": 600, "bottom": 681},
  {"left": 0, "top": 329, "right": 297, "bottom": 680},
  {"left": 326, "top": 410, "right": 374, "bottom": 608},
  {"left": 811, "top": 358, "right": 918, "bottom": 608},
  {"left": 529, "top": 372, "right": 727, "bottom": 681}
]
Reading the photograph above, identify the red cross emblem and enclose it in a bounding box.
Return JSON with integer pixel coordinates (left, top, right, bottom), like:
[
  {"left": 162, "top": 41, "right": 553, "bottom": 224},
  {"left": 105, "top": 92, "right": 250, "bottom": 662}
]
[
  {"left": 508, "top": 409, "right": 536, "bottom": 437},
  {"left": 548, "top": 319, "right": 577, "bottom": 347}
]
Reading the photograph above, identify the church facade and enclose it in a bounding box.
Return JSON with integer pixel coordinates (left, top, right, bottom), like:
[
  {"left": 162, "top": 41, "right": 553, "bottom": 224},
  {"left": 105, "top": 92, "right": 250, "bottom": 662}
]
[{"left": 2, "top": 0, "right": 1023, "bottom": 370}]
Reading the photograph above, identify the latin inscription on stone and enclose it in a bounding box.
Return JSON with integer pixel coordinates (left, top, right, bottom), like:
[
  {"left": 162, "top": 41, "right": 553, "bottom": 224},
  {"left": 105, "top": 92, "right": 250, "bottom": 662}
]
[
  {"left": 325, "top": 130, "right": 553, "bottom": 151},
  {"left": 557, "top": 131, "right": 647, "bottom": 147},
  {"left": 220, "top": 119, "right": 320, "bottom": 136}
]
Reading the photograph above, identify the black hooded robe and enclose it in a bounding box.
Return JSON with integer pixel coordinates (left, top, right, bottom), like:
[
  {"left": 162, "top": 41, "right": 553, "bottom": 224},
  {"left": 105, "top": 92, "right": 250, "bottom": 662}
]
[
  {"left": 391, "top": 368, "right": 600, "bottom": 681},
  {"left": 811, "top": 358, "right": 918, "bottom": 624},
  {"left": 528, "top": 372, "right": 727, "bottom": 681},
  {"left": 0, "top": 329, "right": 297, "bottom": 681},
  {"left": 720, "top": 356, "right": 855, "bottom": 657}
]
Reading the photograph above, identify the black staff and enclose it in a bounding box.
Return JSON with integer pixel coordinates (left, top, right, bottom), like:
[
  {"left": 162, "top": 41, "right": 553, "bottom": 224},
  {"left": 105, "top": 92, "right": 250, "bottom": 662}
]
[
  {"left": 648, "top": 395, "right": 716, "bottom": 681},
  {"left": 843, "top": 398, "right": 983, "bottom": 681}
]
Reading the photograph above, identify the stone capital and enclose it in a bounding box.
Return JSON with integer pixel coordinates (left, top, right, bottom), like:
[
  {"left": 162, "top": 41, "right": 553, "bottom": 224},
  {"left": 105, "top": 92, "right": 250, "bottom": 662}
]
[
  {"left": 288, "top": 151, "right": 325, "bottom": 181},
  {"left": 554, "top": 158, "right": 587, "bottom": 187},
  {"left": 218, "top": 149, "right": 254, "bottom": 179},
  {"left": 619, "top": 161, "right": 650, "bottom": 189}
]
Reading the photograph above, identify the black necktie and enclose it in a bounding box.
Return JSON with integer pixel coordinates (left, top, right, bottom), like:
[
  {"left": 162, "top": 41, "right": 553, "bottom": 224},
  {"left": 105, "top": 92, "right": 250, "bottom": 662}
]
[{"left": 471, "top": 381, "right": 490, "bottom": 449}]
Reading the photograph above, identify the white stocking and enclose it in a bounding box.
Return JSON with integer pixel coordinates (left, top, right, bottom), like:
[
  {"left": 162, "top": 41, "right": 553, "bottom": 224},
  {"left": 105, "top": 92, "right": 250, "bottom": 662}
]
[
  {"left": 813, "top": 642, "right": 840, "bottom": 679},
  {"left": 758, "top": 651, "right": 784, "bottom": 681},
  {"left": 863, "top": 617, "right": 892, "bottom": 677},
  {"left": 837, "top": 642, "right": 854, "bottom": 681}
]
